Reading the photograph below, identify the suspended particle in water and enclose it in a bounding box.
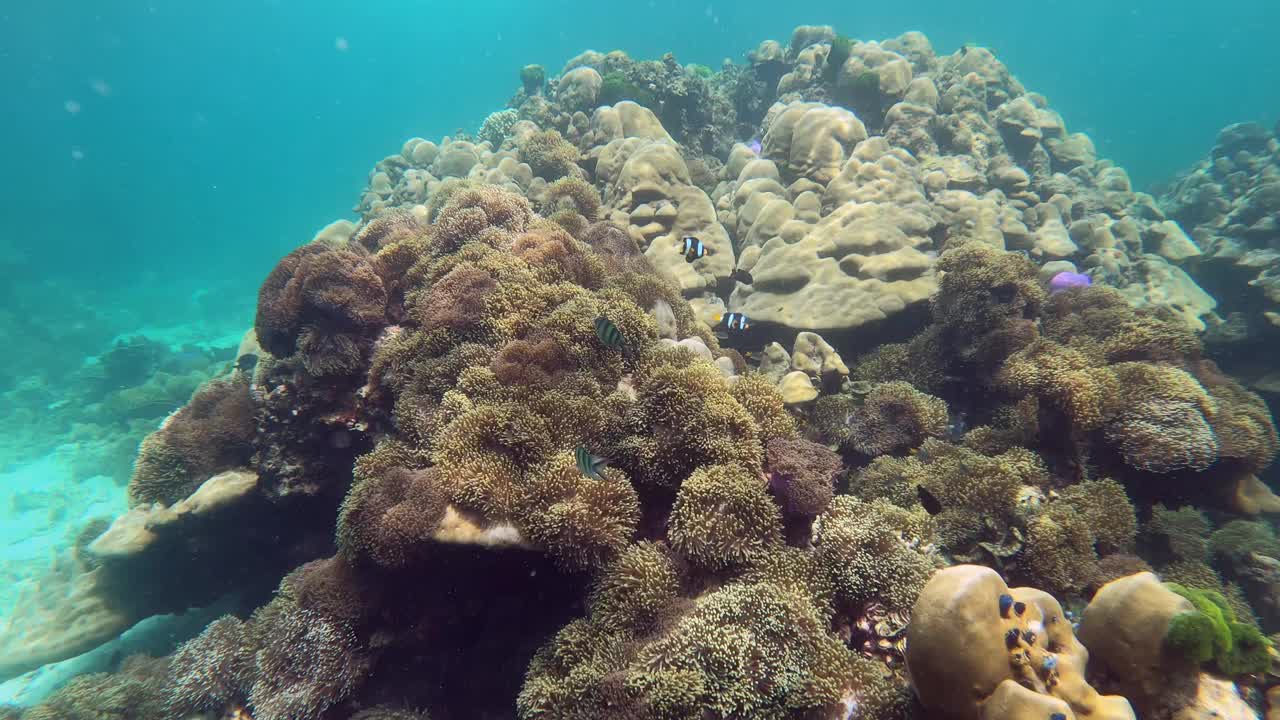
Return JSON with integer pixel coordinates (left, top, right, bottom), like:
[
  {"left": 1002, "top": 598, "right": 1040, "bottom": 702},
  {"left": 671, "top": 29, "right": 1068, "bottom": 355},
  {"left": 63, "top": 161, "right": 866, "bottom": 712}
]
[
  {"left": 334, "top": 36, "right": 349, "bottom": 52},
  {"left": 90, "top": 78, "right": 112, "bottom": 97},
  {"left": 64, "top": 99, "right": 81, "bottom": 114},
  {"left": 71, "top": 147, "right": 85, "bottom": 161}
]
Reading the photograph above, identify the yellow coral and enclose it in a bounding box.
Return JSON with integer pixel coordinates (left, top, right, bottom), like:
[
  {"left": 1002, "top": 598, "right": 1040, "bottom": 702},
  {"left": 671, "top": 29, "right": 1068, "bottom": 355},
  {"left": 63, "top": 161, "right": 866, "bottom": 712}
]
[{"left": 668, "top": 464, "right": 783, "bottom": 569}]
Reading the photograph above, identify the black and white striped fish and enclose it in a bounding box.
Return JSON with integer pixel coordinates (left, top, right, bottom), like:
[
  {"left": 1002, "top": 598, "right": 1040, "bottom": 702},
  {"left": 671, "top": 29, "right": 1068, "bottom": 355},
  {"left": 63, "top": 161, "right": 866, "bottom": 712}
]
[
  {"left": 575, "top": 446, "right": 609, "bottom": 480},
  {"left": 594, "top": 316, "right": 625, "bottom": 349},
  {"left": 681, "top": 236, "right": 706, "bottom": 262},
  {"left": 717, "top": 312, "right": 750, "bottom": 332}
]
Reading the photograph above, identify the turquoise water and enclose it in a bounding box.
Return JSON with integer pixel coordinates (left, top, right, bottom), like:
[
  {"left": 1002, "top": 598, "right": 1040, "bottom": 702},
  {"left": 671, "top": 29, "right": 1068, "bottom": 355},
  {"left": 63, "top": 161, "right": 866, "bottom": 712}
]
[{"left": 1, "top": 0, "right": 1279, "bottom": 713}]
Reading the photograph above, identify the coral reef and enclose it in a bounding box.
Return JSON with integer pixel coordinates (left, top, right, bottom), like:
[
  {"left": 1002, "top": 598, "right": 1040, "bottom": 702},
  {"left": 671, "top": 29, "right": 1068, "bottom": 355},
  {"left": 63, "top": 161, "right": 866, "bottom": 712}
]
[
  {"left": 17, "top": 23, "right": 1280, "bottom": 720},
  {"left": 1159, "top": 122, "right": 1280, "bottom": 352}
]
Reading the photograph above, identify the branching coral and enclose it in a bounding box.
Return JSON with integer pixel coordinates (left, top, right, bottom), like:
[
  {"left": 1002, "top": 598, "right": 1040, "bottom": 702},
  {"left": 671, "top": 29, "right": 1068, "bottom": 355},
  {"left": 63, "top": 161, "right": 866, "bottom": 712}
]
[
  {"left": 846, "top": 381, "right": 949, "bottom": 456},
  {"left": 764, "top": 437, "right": 841, "bottom": 517},
  {"left": 127, "top": 375, "right": 256, "bottom": 507},
  {"left": 520, "top": 452, "right": 641, "bottom": 570},
  {"left": 541, "top": 177, "right": 602, "bottom": 221},
  {"left": 668, "top": 463, "right": 783, "bottom": 570},
  {"left": 932, "top": 242, "right": 1045, "bottom": 364},
  {"left": 1146, "top": 504, "right": 1211, "bottom": 564},
  {"left": 1057, "top": 478, "right": 1137, "bottom": 555},
  {"left": 520, "top": 129, "right": 580, "bottom": 180},
  {"left": 255, "top": 242, "right": 389, "bottom": 375},
  {"left": 1018, "top": 503, "right": 1101, "bottom": 597},
  {"left": 165, "top": 616, "right": 256, "bottom": 715},
  {"left": 730, "top": 373, "right": 797, "bottom": 445},
  {"left": 22, "top": 664, "right": 165, "bottom": 720},
  {"left": 336, "top": 465, "right": 448, "bottom": 569},
  {"left": 813, "top": 496, "right": 941, "bottom": 613}
]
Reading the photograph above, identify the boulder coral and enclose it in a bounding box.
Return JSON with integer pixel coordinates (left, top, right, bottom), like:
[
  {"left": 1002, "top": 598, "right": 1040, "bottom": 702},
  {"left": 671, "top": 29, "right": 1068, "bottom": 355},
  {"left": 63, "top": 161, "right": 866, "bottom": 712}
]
[
  {"left": 1079, "top": 572, "right": 1265, "bottom": 720},
  {"left": 906, "top": 564, "right": 1135, "bottom": 720}
]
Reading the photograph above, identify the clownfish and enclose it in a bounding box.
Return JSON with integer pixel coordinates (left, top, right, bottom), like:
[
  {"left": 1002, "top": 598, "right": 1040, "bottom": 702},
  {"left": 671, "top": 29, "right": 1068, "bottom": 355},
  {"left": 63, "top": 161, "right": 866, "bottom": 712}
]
[
  {"left": 715, "top": 312, "right": 750, "bottom": 332},
  {"left": 681, "top": 236, "right": 706, "bottom": 262}
]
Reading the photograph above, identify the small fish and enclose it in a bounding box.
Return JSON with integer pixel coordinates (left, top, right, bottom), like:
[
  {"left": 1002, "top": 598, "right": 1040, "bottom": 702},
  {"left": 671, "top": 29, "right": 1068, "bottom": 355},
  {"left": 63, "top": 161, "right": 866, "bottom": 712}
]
[
  {"left": 917, "top": 485, "right": 943, "bottom": 515},
  {"left": 235, "top": 354, "right": 259, "bottom": 374},
  {"left": 594, "top": 316, "right": 626, "bottom": 350},
  {"left": 1048, "top": 271, "right": 1092, "bottom": 294},
  {"left": 748, "top": 138, "right": 762, "bottom": 154},
  {"left": 716, "top": 312, "right": 750, "bottom": 332},
  {"left": 1013, "top": 601, "right": 1027, "bottom": 616},
  {"left": 575, "top": 446, "right": 609, "bottom": 480},
  {"left": 682, "top": 236, "right": 706, "bottom": 262},
  {"left": 1049, "top": 714, "right": 1066, "bottom": 720},
  {"left": 998, "top": 594, "right": 1014, "bottom": 618},
  {"left": 729, "top": 268, "right": 754, "bottom": 285}
]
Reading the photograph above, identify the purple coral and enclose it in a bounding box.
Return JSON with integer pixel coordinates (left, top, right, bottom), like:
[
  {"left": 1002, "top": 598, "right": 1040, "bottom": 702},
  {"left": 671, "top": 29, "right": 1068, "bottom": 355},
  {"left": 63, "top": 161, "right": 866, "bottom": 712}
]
[{"left": 1048, "top": 271, "right": 1092, "bottom": 294}]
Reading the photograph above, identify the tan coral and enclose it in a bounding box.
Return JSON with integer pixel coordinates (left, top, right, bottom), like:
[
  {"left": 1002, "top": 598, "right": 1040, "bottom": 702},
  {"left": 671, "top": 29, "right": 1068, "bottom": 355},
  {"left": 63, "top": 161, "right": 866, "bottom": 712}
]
[
  {"left": 762, "top": 101, "right": 867, "bottom": 184},
  {"left": 778, "top": 370, "right": 818, "bottom": 405},
  {"left": 905, "top": 564, "right": 1135, "bottom": 720},
  {"left": 596, "top": 137, "right": 734, "bottom": 291},
  {"left": 730, "top": 199, "right": 937, "bottom": 330},
  {"left": 1226, "top": 471, "right": 1280, "bottom": 516},
  {"left": 1076, "top": 572, "right": 1200, "bottom": 718},
  {"left": 791, "top": 331, "right": 849, "bottom": 384},
  {"left": 0, "top": 469, "right": 264, "bottom": 682}
]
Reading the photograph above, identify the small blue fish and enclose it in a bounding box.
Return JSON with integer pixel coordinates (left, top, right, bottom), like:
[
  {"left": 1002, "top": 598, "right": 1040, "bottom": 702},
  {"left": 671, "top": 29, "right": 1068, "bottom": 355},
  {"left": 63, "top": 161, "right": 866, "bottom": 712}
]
[
  {"left": 1049, "top": 714, "right": 1066, "bottom": 720},
  {"left": 998, "top": 594, "right": 1014, "bottom": 617},
  {"left": 575, "top": 446, "right": 609, "bottom": 480},
  {"left": 682, "top": 236, "right": 706, "bottom": 262},
  {"left": 716, "top": 312, "right": 750, "bottom": 332}
]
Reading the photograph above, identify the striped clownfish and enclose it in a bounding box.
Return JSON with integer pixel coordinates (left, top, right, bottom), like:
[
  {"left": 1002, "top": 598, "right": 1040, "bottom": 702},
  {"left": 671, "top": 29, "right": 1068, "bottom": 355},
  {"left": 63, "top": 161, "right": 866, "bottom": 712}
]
[
  {"left": 716, "top": 312, "right": 750, "bottom": 332},
  {"left": 681, "top": 235, "right": 706, "bottom": 262}
]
